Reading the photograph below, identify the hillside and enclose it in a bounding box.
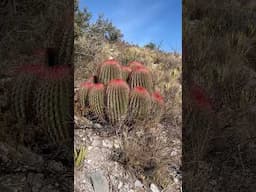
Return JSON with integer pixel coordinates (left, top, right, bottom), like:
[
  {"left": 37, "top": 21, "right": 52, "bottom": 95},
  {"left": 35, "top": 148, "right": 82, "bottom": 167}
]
[{"left": 74, "top": 29, "right": 182, "bottom": 191}]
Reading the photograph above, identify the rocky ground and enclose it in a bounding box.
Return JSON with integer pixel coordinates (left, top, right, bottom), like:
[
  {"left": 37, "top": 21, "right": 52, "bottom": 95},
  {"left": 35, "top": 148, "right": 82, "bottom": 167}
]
[{"left": 74, "top": 115, "right": 182, "bottom": 192}]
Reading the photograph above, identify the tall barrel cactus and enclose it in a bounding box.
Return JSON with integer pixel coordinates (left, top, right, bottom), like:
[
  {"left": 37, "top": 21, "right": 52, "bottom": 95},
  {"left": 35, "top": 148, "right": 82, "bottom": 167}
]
[
  {"left": 78, "top": 82, "right": 94, "bottom": 115},
  {"left": 121, "top": 66, "right": 132, "bottom": 81},
  {"left": 150, "top": 91, "right": 164, "bottom": 122},
  {"left": 129, "top": 66, "right": 154, "bottom": 94},
  {"left": 11, "top": 64, "right": 45, "bottom": 123},
  {"left": 128, "top": 86, "right": 151, "bottom": 121},
  {"left": 35, "top": 66, "right": 73, "bottom": 144},
  {"left": 106, "top": 79, "right": 130, "bottom": 124},
  {"left": 98, "top": 59, "right": 122, "bottom": 84},
  {"left": 88, "top": 83, "right": 105, "bottom": 120}
]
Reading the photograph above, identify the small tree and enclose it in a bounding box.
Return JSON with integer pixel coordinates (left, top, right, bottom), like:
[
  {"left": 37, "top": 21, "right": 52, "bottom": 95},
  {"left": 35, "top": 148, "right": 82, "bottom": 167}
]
[
  {"left": 90, "top": 15, "right": 123, "bottom": 42},
  {"left": 144, "top": 42, "right": 157, "bottom": 50},
  {"left": 74, "top": 0, "right": 91, "bottom": 39}
]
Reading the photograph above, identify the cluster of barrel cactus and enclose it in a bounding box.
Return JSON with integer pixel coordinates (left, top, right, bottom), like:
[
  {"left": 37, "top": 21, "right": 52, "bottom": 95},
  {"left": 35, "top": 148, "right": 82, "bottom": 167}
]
[
  {"left": 78, "top": 59, "right": 164, "bottom": 125},
  {"left": 11, "top": 64, "right": 73, "bottom": 144}
]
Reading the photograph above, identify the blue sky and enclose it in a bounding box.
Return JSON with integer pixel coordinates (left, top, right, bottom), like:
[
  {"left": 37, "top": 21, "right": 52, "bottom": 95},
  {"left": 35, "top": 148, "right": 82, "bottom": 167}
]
[{"left": 79, "top": 0, "right": 181, "bottom": 53}]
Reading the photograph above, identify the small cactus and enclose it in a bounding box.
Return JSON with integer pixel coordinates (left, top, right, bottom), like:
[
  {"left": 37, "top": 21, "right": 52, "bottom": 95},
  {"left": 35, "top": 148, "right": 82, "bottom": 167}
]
[
  {"left": 129, "top": 66, "right": 154, "bottom": 93},
  {"left": 121, "top": 66, "right": 132, "bottom": 81},
  {"left": 106, "top": 79, "right": 130, "bottom": 124},
  {"left": 88, "top": 83, "right": 105, "bottom": 120},
  {"left": 98, "top": 59, "right": 122, "bottom": 84},
  {"left": 150, "top": 91, "right": 164, "bottom": 122},
  {"left": 128, "top": 86, "right": 151, "bottom": 121},
  {"left": 78, "top": 82, "right": 94, "bottom": 115}
]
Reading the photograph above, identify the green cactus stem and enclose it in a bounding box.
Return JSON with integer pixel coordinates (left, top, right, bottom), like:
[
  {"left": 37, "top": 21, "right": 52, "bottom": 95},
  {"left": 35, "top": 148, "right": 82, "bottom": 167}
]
[
  {"left": 88, "top": 83, "right": 105, "bottom": 120},
  {"left": 129, "top": 66, "right": 154, "bottom": 93},
  {"left": 128, "top": 86, "right": 151, "bottom": 121},
  {"left": 98, "top": 59, "right": 122, "bottom": 84},
  {"left": 106, "top": 79, "right": 130, "bottom": 124}
]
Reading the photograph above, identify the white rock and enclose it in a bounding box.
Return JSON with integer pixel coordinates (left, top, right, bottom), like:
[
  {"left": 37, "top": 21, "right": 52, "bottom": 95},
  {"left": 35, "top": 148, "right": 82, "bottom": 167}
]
[
  {"left": 150, "top": 183, "right": 160, "bottom": 192},
  {"left": 118, "top": 182, "right": 123, "bottom": 189},
  {"left": 134, "top": 180, "right": 144, "bottom": 188}
]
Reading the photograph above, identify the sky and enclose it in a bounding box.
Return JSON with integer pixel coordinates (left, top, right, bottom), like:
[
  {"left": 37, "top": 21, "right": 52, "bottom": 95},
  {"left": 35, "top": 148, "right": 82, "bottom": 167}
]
[{"left": 79, "top": 0, "right": 181, "bottom": 53}]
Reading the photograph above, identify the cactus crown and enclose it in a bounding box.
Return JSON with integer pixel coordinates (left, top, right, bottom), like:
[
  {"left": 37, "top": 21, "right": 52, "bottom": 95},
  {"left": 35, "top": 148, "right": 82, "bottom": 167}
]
[
  {"left": 92, "top": 83, "right": 105, "bottom": 90},
  {"left": 80, "top": 82, "right": 94, "bottom": 89},
  {"left": 103, "top": 59, "right": 120, "bottom": 65},
  {"left": 152, "top": 91, "right": 164, "bottom": 104},
  {"left": 133, "top": 86, "right": 150, "bottom": 96},
  {"left": 109, "top": 79, "right": 129, "bottom": 88},
  {"left": 122, "top": 66, "right": 132, "bottom": 72},
  {"left": 129, "top": 61, "right": 144, "bottom": 70}
]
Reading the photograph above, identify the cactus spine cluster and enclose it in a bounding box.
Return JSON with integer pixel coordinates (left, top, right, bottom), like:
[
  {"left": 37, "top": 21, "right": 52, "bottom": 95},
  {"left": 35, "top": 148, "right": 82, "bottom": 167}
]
[
  {"left": 106, "top": 79, "right": 130, "bottom": 124},
  {"left": 88, "top": 83, "right": 105, "bottom": 120},
  {"left": 98, "top": 59, "right": 122, "bottom": 84},
  {"left": 78, "top": 59, "right": 164, "bottom": 125}
]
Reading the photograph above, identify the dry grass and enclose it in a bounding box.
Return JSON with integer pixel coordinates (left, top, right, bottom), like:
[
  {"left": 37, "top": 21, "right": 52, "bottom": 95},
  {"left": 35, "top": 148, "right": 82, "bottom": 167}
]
[{"left": 183, "top": 0, "right": 256, "bottom": 191}]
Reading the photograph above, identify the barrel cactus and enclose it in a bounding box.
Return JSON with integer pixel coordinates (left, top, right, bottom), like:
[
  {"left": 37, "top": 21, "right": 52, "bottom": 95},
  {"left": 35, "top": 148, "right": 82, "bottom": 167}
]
[
  {"left": 98, "top": 59, "right": 122, "bottom": 84},
  {"left": 88, "top": 83, "right": 105, "bottom": 120},
  {"left": 129, "top": 66, "right": 154, "bottom": 94},
  {"left": 11, "top": 64, "right": 45, "bottom": 123},
  {"left": 35, "top": 65, "right": 73, "bottom": 144},
  {"left": 150, "top": 91, "right": 164, "bottom": 122},
  {"left": 106, "top": 79, "right": 130, "bottom": 124},
  {"left": 128, "top": 86, "right": 151, "bottom": 121},
  {"left": 78, "top": 82, "right": 94, "bottom": 115}
]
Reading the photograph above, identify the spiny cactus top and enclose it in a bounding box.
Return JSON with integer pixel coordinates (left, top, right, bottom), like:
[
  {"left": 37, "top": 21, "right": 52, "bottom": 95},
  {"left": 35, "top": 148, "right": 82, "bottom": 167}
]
[
  {"left": 152, "top": 91, "right": 164, "bottom": 105},
  {"left": 98, "top": 59, "right": 122, "bottom": 84},
  {"left": 38, "top": 65, "right": 72, "bottom": 80},
  {"left": 108, "top": 78, "right": 130, "bottom": 89},
  {"left": 129, "top": 61, "right": 144, "bottom": 70},
  {"left": 132, "top": 86, "right": 150, "bottom": 96},
  {"left": 151, "top": 91, "right": 164, "bottom": 122},
  {"left": 80, "top": 82, "right": 94, "bottom": 89},
  {"left": 15, "top": 64, "right": 46, "bottom": 76}
]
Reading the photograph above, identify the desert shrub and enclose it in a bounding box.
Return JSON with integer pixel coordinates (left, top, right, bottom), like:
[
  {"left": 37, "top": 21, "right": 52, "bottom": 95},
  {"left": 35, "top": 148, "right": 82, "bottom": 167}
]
[{"left": 111, "top": 123, "right": 175, "bottom": 189}]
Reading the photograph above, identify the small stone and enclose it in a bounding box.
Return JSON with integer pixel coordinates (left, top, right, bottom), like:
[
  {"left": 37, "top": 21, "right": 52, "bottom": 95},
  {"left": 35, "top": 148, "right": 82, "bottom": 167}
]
[
  {"left": 134, "top": 180, "right": 143, "bottom": 188},
  {"left": 150, "top": 183, "right": 160, "bottom": 192},
  {"left": 93, "top": 123, "right": 103, "bottom": 129},
  {"left": 118, "top": 181, "right": 123, "bottom": 189},
  {"left": 90, "top": 171, "right": 109, "bottom": 192}
]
